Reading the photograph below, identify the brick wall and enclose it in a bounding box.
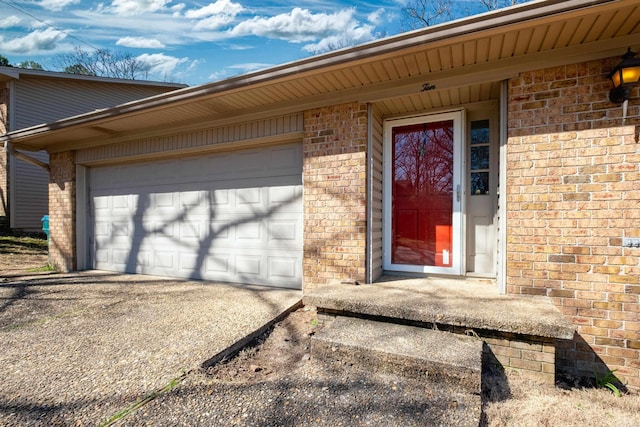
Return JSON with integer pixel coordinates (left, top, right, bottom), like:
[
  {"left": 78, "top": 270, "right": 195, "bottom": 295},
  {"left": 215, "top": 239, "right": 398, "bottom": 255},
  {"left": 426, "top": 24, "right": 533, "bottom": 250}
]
[
  {"left": 49, "top": 151, "right": 76, "bottom": 271},
  {"left": 507, "top": 57, "right": 640, "bottom": 388},
  {"left": 483, "top": 333, "right": 556, "bottom": 384},
  {"left": 303, "top": 102, "right": 368, "bottom": 289}
]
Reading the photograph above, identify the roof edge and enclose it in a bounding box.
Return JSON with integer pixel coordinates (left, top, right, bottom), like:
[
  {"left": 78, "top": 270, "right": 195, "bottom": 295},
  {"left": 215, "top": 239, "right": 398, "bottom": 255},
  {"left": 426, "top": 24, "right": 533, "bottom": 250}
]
[
  {"left": 1, "top": 0, "right": 631, "bottom": 144},
  {"left": 0, "top": 66, "right": 187, "bottom": 88}
]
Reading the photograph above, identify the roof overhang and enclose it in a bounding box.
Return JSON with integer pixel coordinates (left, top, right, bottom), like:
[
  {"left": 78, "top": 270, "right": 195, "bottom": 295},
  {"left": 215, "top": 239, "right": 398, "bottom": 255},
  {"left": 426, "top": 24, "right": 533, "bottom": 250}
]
[
  {"left": 2, "top": 0, "right": 639, "bottom": 152},
  {"left": 0, "top": 66, "right": 188, "bottom": 88}
]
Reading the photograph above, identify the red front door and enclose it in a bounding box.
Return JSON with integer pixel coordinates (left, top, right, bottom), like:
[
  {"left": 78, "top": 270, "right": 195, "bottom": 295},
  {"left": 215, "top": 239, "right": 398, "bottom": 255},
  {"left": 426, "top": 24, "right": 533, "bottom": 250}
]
[
  {"left": 384, "top": 111, "right": 463, "bottom": 275},
  {"left": 392, "top": 120, "right": 454, "bottom": 267}
]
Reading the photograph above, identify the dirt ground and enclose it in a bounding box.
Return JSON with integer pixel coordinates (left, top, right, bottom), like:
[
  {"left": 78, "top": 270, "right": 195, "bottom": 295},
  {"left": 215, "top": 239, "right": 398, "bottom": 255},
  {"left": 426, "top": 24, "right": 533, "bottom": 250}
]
[
  {"left": 2, "top": 235, "right": 639, "bottom": 426},
  {"left": 202, "top": 308, "right": 640, "bottom": 427},
  {"left": 0, "top": 234, "right": 49, "bottom": 274},
  {"left": 205, "top": 306, "right": 319, "bottom": 384}
]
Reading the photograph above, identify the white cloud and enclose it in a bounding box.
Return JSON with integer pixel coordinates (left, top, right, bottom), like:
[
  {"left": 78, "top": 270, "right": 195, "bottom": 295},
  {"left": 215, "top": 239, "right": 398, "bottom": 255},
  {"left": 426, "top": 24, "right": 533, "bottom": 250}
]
[
  {"left": 208, "top": 70, "right": 228, "bottom": 81},
  {"left": 38, "top": 0, "right": 80, "bottom": 12},
  {"left": 186, "top": 0, "right": 244, "bottom": 31},
  {"left": 368, "top": 8, "right": 385, "bottom": 25},
  {"left": 227, "top": 43, "right": 252, "bottom": 50},
  {"left": 192, "top": 14, "right": 236, "bottom": 31},
  {"left": 107, "top": 0, "right": 172, "bottom": 16},
  {"left": 185, "top": 58, "right": 201, "bottom": 72},
  {"left": 136, "top": 52, "right": 192, "bottom": 79},
  {"left": 228, "top": 62, "right": 272, "bottom": 73},
  {"left": 230, "top": 7, "right": 366, "bottom": 43},
  {"left": 70, "top": 9, "right": 203, "bottom": 45},
  {"left": 31, "top": 19, "right": 50, "bottom": 29},
  {"left": 171, "top": 3, "right": 185, "bottom": 14},
  {"left": 0, "top": 28, "right": 67, "bottom": 53},
  {"left": 185, "top": 0, "right": 243, "bottom": 19},
  {"left": 303, "top": 24, "right": 376, "bottom": 54},
  {"left": 208, "top": 61, "right": 271, "bottom": 82},
  {"left": 0, "top": 16, "right": 21, "bottom": 29},
  {"left": 116, "top": 36, "right": 165, "bottom": 48}
]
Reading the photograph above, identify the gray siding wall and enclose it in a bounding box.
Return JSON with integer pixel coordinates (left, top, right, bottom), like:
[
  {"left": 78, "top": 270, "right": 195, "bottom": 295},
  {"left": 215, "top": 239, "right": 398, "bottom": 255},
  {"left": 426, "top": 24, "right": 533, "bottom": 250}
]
[
  {"left": 8, "top": 78, "right": 181, "bottom": 229},
  {"left": 76, "top": 113, "right": 304, "bottom": 164},
  {"left": 371, "top": 107, "right": 384, "bottom": 281},
  {"left": 11, "top": 150, "right": 48, "bottom": 230},
  {"left": 13, "top": 79, "right": 177, "bottom": 129}
]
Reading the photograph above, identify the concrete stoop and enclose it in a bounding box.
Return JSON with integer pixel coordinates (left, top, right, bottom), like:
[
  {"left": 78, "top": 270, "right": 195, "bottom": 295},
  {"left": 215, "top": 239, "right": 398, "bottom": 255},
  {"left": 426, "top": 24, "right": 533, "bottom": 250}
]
[
  {"left": 304, "top": 278, "right": 575, "bottom": 384},
  {"left": 311, "top": 315, "right": 483, "bottom": 394}
]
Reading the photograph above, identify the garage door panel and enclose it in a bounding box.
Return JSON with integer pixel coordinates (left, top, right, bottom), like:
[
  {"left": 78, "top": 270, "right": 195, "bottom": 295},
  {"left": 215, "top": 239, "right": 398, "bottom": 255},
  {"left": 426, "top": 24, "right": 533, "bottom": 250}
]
[
  {"left": 211, "top": 189, "right": 230, "bottom": 206},
  {"left": 178, "top": 253, "right": 201, "bottom": 273},
  {"left": 179, "top": 190, "right": 203, "bottom": 209},
  {"left": 93, "top": 195, "right": 110, "bottom": 210},
  {"left": 267, "top": 256, "right": 298, "bottom": 281},
  {"left": 154, "top": 250, "right": 176, "bottom": 267},
  {"left": 147, "top": 221, "right": 177, "bottom": 240},
  {"left": 267, "top": 219, "right": 301, "bottom": 247},
  {"left": 204, "top": 252, "right": 231, "bottom": 274},
  {"left": 235, "top": 187, "right": 262, "bottom": 207},
  {"left": 179, "top": 221, "right": 203, "bottom": 240},
  {"left": 270, "top": 145, "right": 300, "bottom": 168},
  {"left": 236, "top": 254, "right": 262, "bottom": 276},
  {"left": 205, "top": 155, "right": 235, "bottom": 178},
  {"left": 112, "top": 194, "right": 131, "bottom": 210},
  {"left": 268, "top": 185, "right": 300, "bottom": 206},
  {"left": 89, "top": 143, "right": 302, "bottom": 288},
  {"left": 94, "top": 247, "right": 110, "bottom": 264},
  {"left": 89, "top": 146, "right": 302, "bottom": 189},
  {"left": 99, "top": 185, "right": 301, "bottom": 219},
  {"left": 210, "top": 220, "right": 230, "bottom": 238},
  {"left": 137, "top": 251, "right": 152, "bottom": 268},
  {"left": 111, "top": 249, "right": 129, "bottom": 266},
  {"left": 107, "top": 250, "right": 152, "bottom": 272},
  {"left": 237, "top": 151, "right": 267, "bottom": 173},
  {"left": 236, "top": 220, "right": 263, "bottom": 241},
  {"left": 153, "top": 193, "right": 176, "bottom": 209},
  {"left": 94, "top": 221, "right": 110, "bottom": 237},
  {"left": 111, "top": 221, "right": 130, "bottom": 237}
]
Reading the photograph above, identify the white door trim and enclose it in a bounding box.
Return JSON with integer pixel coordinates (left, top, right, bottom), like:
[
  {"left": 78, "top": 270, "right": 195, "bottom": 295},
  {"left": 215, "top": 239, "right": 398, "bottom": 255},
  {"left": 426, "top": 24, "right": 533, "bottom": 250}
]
[{"left": 383, "top": 110, "right": 465, "bottom": 275}]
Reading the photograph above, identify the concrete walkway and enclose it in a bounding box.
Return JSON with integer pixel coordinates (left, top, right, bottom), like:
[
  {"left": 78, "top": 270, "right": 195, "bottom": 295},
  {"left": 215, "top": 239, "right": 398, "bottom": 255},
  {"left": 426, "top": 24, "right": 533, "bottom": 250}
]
[{"left": 0, "top": 271, "right": 301, "bottom": 426}]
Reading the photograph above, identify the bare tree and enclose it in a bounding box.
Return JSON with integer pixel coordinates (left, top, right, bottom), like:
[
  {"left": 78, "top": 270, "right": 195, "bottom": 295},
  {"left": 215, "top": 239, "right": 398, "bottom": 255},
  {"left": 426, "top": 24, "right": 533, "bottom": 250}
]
[
  {"left": 54, "top": 47, "right": 150, "bottom": 80},
  {"left": 402, "top": 0, "right": 528, "bottom": 29},
  {"left": 402, "top": 0, "right": 453, "bottom": 29},
  {"left": 479, "top": 0, "right": 522, "bottom": 10}
]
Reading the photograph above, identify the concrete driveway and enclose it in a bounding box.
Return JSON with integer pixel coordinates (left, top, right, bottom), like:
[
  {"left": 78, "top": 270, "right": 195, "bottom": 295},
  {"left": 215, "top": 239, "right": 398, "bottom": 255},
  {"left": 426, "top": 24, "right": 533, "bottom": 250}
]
[{"left": 0, "top": 271, "right": 301, "bottom": 426}]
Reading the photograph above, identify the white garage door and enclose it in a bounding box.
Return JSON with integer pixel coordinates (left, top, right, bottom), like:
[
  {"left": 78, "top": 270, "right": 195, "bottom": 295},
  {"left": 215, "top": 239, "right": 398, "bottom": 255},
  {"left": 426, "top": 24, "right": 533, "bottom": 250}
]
[{"left": 89, "top": 143, "right": 303, "bottom": 289}]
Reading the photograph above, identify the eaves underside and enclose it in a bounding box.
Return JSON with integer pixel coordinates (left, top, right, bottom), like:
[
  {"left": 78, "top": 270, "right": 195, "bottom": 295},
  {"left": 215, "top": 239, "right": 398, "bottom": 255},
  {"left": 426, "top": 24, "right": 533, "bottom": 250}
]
[{"left": 4, "top": 0, "right": 639, "bottom": 152}]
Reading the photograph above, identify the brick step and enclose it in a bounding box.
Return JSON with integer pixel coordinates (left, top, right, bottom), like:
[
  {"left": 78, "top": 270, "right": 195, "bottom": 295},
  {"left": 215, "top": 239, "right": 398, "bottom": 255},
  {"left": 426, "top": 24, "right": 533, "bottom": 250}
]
[{"left": 311, "top": 315, "right": 483, "bottom": 394}]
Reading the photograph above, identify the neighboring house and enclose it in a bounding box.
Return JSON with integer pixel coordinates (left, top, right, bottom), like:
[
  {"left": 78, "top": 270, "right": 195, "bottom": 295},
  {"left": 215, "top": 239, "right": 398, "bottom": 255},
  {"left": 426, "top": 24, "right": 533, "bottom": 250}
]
[
  {"left": 2, "top": 0, "right": 639, "bottom": 388},
  {"left": 0, "top": 67, "right": 186, "bottom": 231}
]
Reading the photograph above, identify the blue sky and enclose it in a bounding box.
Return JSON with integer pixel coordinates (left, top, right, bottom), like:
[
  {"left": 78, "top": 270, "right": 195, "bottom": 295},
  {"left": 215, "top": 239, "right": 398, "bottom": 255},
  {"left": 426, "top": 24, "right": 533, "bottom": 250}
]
[{"left": 0, "top": 0, "right": 410, "bottom": 85}]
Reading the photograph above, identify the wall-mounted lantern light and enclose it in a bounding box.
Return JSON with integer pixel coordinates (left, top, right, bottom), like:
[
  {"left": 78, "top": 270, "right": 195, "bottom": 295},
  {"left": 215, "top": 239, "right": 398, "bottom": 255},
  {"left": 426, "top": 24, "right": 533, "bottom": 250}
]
[
  {"left": 609, "top": 48, "right": 640, "bottom": 103},
  {"left": 608, "top": 48, "right": 640, "bottom": 123}
]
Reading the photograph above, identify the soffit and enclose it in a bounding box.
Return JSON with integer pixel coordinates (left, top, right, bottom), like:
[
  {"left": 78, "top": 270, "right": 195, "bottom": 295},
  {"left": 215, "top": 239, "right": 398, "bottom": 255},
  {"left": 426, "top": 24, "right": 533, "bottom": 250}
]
[
  {"left": 374, "top": 82, "right": 503, "bottom": 117},
  {"left": 5, "top": 0, "right": 640, "bottom": 151}
]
